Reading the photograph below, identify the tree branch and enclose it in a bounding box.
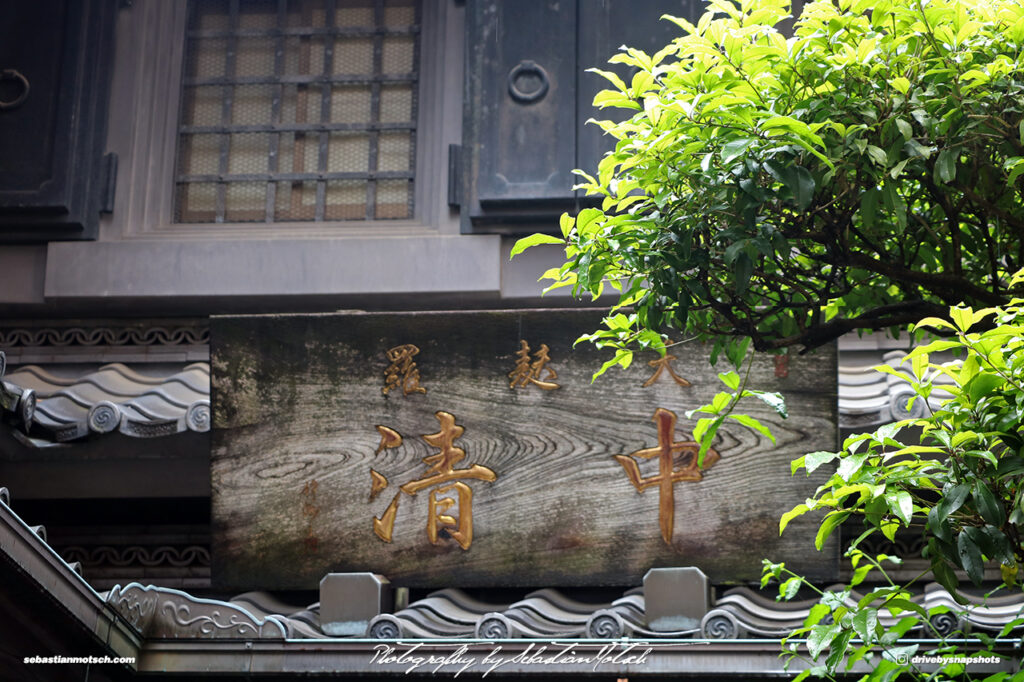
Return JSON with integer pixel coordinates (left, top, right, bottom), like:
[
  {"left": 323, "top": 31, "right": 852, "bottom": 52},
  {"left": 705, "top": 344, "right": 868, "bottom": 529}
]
[{"left": 844, "top": 253, "right": 1004, "bottom": 305}]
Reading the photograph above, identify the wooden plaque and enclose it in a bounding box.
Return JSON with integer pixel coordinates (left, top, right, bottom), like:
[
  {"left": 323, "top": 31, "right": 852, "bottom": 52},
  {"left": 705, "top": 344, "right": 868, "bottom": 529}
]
[{"left": 211, "top": 310, "right": 838, "bottom": 590}]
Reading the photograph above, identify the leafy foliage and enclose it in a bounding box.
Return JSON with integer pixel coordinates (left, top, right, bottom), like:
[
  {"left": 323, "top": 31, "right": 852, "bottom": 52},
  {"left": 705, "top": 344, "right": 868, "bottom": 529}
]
[
  {"left": 683, "top": 342, "right": 787, "bottom": 461},
  {"left": 763, "top": 557, "right": 1021, "bottom": 682},
  {"left": 514, "top": 0, "right": 1024, "bottom": 373},
  {"left": 771, "top": 282, "right": 1024, "bottom": 680}
]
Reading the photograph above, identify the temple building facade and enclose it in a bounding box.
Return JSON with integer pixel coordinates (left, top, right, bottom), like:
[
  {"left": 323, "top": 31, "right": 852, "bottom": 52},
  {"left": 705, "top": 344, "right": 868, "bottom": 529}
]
[{"left": 0, "top": 1, "right": 1017, "bottom": 680}]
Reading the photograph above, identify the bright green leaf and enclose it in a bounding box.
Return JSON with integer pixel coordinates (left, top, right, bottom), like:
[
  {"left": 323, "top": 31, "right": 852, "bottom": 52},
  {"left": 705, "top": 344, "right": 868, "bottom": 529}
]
[{"left": 510, "top": 233, "right": 564, "bottom": 258}]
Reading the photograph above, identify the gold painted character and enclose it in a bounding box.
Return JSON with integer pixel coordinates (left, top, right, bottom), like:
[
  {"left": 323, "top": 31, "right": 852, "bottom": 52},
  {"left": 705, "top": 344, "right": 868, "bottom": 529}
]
[
  {"left": 642, "top": 354, "right": 691, "bottom": 388},
  {"left": 372, "top": 412, "right": 496, "bottom": 550},
  {"left": 428, "top": 482, "right": 475, "bottom": 549},
  {"left": 369, "top": 469, "right": 388, "bottom": 502},
  {"left": 374, "top": 425, "right": 403, "bottom": 454},
  {"left": 614, "top": 408, "right": 719, "bottom": 545},
  {"left": 382, "top": 344, "right": 427, "bottom": 396},
  {"left": 508, "top": 340, "right": 560, "bottom": 390}
]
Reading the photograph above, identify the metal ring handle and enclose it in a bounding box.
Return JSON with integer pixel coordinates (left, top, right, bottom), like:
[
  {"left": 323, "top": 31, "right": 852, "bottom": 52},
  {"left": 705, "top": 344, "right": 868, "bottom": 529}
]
[
  {"left": 0, "top": 69, "right": 30, "bottom": 110},
  {"left": 507, "top": 60, "right": 549, "bottom": 104}
]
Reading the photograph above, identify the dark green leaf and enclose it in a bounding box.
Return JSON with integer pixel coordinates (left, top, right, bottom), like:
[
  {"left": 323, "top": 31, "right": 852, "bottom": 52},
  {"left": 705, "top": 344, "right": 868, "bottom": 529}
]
[
  {"left": 789, "top": 166, "right": 816, "bottom": 212},
  {"left": 928, "top": 504, "right": 952, "bottom": 543},
  {"left": 973, "top": 482, "right": 1006, "bottom": 528},
  {"left": 765, "top": 161, "right": 815, "bottom": 212},
  {"left": 956, "top": 530, "right": 986, "bottom": 586},
  {"left": 936, "top": 483, "right": 971, "bottom": 523},
  {"left": 935, "top": 148, "right": 957, "bottom": 184},
  {"left": 980, "top": 525, "right": 1015, "bottom": 563},
  {"left": 733, "top": 252, "right": 754, "bottom": 294},
  {"left": 825, "top": 629, "right": 852, "bottom": 671},
  {"left": 929, "top": 540, "right": 968, "bottom": 603},
  {"left": 860, "top": 188, "right": 879, "bottom": 229},
  {"left": 904, "top": 139, "right": 933, "bottom": 159},
  {"left": 964, "top": 525, "right": 997, "bottom": 559},
  {"left": 996, "top": 456, "right": 1024, "bottom": 479},
  {"left": 885, "top": 598, "right": 928, "bottom": 620},
  {"left": 852, "top": 608, "right": 879, "bottom": 642},
  {"left": 709, "top": 339, "right": 724, "bottom": 366},
  {"left": 724, "top": 337, "right": 751, "bottom": 369}
]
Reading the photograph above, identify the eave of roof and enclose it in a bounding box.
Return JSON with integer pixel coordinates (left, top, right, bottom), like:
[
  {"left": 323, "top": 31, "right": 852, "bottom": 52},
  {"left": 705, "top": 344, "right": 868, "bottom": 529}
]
[
  {"left": 3, "top": 490, "right": 1023, "bottom": 678},
  {"left": 0, "top": 487, "right": 141, "bottom": 674}
]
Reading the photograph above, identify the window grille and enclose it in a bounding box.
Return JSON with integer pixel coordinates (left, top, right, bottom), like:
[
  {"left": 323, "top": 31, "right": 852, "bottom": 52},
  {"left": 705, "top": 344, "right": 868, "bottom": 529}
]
[{"left": 175, "top": 0, "right": 420, "bottom": 223}]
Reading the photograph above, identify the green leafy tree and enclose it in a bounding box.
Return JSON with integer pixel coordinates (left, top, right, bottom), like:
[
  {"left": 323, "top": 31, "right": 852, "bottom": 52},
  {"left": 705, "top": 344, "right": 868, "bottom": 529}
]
[
  {"left": 513, "top": 0, "right": 1024, "bottom": 374},
  {"left": 512, "top": 1, "right": 1024, "bottom": 676},
  {"left": 766, "top": 278, "right": 1024, "bottom": 680}
]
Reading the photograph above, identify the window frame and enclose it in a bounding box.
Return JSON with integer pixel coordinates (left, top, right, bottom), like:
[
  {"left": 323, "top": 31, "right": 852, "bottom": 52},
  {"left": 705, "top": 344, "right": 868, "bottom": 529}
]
[
  {"left": 104, "top": 0, "right": 459, "bottom": 241},
  {"left": 174, "top": 0, "right": 421, "bottom": 225}
]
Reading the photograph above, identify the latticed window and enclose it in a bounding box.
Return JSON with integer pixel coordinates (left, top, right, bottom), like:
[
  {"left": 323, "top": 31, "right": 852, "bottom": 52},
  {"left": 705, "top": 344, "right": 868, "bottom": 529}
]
[{"left": 175, "top": 0, "right": 420, "bottom": 223}]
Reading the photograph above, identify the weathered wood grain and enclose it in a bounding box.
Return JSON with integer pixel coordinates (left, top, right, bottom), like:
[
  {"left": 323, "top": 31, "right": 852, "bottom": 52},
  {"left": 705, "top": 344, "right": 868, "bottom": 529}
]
[{"left": 211, "top": 310, "right": 839, "bottom": 590}]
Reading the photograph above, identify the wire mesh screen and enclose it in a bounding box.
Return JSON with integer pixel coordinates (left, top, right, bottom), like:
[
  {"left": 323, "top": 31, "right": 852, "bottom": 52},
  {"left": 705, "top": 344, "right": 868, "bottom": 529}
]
[{"left": 175, "top": 0, "right": 420, "bottom": 224}]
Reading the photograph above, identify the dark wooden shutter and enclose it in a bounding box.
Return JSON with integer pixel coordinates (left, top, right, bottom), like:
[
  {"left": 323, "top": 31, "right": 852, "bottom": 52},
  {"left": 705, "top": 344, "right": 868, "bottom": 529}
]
[
  {"left": 462, "top": 0, "right": 578, "bottom": 229},
  {"left": 0, "top": 0, "right": 117, "bottom": 242},
  {"left": 461, "top": 0, "right": 702, "bottom": 233}
]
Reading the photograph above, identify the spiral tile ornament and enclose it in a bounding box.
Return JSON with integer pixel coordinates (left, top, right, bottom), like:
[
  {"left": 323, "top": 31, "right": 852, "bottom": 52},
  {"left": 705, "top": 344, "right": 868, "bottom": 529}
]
[
  {"left": 587, "top": 610, "right": 625, "bottom": 639},
  {"left": 929, "top": 611, "right": 963, "bottom": 637},
  {"left": 88, "top": 401, "right": 121, "bottom": 433},
  {"left": 4, "top": 362, "right": 209, "bottom": 443},
  {"left": 889, "top": 390, "right": 925, "bottom": 420},
  {"left": 701, "top": 610, "right": 741, "bottom": 639},
  {"left": 475, "top": 613, "right": 514, "bottom": 639},
  {"left": 367, "top": 615, "right": 403, "bottom": 639},
  {"left": 186, "top": 401, "right": 211, "bottom": 432}
]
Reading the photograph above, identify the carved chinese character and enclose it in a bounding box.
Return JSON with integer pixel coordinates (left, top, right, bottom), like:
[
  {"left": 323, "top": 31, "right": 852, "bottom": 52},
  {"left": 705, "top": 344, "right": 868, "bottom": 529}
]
[
  {"left": 642, "top": 354, "right": 691, "bottom": 388},
  {"left": 369, "top": 469, "right": 388, "bottom": 502},
  {"left": 375, "top": 425, "right": 403, "bottom": 454},
  {"left": 382, "top": 344, "right": 427, "bottom": 396},
  {"left": 614, "top": 408, "right": 720, "bottom": 545},
  {"left": 508, "top": 340, "right": 560, "bottom": 390},
  {"left": 371, "top": 412, "right": 496, "bottom": 550}
]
